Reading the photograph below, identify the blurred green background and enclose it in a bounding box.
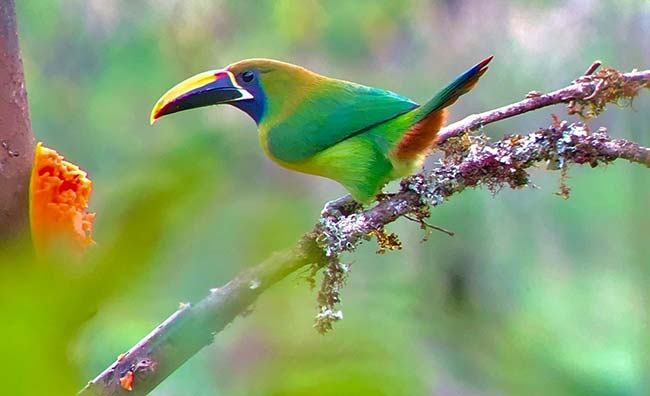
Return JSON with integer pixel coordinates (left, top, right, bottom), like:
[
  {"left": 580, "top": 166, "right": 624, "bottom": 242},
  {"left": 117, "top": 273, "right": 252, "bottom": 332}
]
[{"left": 9, "top": 0, "right": 650, "bottom": 395}]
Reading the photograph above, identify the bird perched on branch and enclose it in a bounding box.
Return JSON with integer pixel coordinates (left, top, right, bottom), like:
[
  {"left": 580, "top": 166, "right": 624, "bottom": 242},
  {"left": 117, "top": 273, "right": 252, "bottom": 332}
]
[{"left": 151, "top": 57, "right": 492, "bottom": 204}]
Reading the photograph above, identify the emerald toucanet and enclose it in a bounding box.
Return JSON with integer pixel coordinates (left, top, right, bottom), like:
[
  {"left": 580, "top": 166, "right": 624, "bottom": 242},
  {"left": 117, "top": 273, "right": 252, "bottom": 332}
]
[{"left": 150, "top": 57, "right": 492, "bottom": 204}]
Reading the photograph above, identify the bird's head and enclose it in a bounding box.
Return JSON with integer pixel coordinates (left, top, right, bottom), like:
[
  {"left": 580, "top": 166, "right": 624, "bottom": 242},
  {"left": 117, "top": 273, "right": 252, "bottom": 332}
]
[{"left": 150, "top": 59, "right": 320, "bottom": 126}]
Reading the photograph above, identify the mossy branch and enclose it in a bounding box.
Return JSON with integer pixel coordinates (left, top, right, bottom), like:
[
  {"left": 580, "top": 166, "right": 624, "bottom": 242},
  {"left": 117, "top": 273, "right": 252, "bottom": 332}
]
[
  {"left": 80, "top": 63, "right": 650, "bottom": 396},
  {"left": 437, "top": 63, "right": 650, "bottom": 143}
]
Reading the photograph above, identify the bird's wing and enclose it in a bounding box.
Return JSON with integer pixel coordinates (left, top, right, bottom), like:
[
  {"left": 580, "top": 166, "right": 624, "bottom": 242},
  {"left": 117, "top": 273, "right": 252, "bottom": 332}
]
[{"left": 265, "top": 81, "right": 419, "bottom": 162}]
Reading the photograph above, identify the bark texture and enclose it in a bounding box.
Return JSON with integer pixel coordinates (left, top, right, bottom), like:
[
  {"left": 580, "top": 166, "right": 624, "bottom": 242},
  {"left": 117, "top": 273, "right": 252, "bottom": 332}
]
[{"left": 0, "top": 0, "right": 33, "bottom": 240}]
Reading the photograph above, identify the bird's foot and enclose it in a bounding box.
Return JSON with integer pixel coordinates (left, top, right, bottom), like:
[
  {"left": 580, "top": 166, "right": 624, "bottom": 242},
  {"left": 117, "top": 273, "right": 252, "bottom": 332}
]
[
  {"left": 320, "top": 194, "right": 362, "bottom": 218},
  {"left": 374, "top": 192, "right": 395, "bottom": 202}
]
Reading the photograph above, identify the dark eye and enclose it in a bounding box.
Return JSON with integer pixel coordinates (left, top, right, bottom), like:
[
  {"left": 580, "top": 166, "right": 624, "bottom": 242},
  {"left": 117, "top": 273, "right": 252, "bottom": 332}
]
[{"left": 241, "top": 71, "right": 255, "bottom": 83}]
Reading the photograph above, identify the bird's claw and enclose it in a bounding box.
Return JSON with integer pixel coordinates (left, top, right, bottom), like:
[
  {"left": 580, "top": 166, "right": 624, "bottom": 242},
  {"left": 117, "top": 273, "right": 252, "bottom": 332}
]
[{"left": 320, "top": 194, "right": 362, "bottom": 218}]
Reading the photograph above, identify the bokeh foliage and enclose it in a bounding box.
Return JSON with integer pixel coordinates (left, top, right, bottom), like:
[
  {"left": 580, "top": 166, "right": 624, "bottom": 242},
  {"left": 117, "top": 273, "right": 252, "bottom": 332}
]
[{"left": 7, "top": 0, "right": 650, "bottom": 395}]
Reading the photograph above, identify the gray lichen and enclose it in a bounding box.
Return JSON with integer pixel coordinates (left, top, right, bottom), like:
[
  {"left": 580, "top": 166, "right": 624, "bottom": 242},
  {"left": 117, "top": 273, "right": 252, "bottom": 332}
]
[
  {"left": 311, "top": 121, "right": 626, "bottom": 332},
  {"left": 314, "top": 257, "right": 351, "bottom": 333},
  {"left": 317, "top": 213, "right": 371, "bottom": 257}
]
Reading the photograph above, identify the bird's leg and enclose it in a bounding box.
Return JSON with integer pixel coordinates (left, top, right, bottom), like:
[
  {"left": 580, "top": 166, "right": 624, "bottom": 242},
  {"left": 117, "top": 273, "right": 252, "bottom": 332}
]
[
  {"left": 320, "top": 194, "right": 362, "bottom": 218},
  {"left": 374, "top": 192, "right": 394, "bottom": 202}
]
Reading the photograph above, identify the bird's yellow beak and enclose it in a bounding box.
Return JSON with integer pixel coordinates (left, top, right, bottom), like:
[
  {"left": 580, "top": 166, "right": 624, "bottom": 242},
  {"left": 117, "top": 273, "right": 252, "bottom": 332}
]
[{"left": 150, "top": 69, "right": 253, "bottom": 124}]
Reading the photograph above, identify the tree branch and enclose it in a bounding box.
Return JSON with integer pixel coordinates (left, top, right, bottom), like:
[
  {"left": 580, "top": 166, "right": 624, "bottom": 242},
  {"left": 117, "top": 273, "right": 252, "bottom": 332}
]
[
  {"left": 0, "top": 0, "right": 34, "bottom": 240},
  {"left": 80, "top": 236, "right": 326, "bottom": 396},
  {"left": 80, "top": 65, "right": 650, "bottom": 396},
  {"left": 437, "top": 66, "right": 650, "bottom": 143}
]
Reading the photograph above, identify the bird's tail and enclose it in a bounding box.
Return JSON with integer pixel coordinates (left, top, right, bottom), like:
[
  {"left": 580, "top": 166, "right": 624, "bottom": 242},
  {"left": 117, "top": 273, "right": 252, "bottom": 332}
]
[
  {"left": 393, "top": 56, "right": 492, "bottom": 160},
  {"left": 412, "top": 56, "right": 493, "bottom": 125}
]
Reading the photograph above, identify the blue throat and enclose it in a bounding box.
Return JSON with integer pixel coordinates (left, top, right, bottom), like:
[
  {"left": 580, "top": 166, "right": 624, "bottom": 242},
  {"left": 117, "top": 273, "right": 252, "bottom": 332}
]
[{"left": 231, "top": 83, "right": 266, "bottom": 124}]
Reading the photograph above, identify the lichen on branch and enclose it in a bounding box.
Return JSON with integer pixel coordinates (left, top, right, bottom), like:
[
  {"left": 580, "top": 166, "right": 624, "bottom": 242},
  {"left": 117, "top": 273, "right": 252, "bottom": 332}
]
[
  {"left": 313, "top": 121, "right": 650, "bottom": 331},
  {"left": 568, "top": 67, "right": 650, "bottom": 119}
]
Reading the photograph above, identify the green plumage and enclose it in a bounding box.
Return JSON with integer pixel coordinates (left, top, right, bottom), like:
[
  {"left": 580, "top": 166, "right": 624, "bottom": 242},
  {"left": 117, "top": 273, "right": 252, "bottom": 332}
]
[{"left": 265, "top": 81, "right": 418, "bottom": 162}]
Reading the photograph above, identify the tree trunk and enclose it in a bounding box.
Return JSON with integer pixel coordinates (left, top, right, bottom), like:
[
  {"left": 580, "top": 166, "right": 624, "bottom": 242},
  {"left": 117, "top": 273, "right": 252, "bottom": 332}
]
[{"left": 0, "top": 0, "right": 34, "bottom": 240}]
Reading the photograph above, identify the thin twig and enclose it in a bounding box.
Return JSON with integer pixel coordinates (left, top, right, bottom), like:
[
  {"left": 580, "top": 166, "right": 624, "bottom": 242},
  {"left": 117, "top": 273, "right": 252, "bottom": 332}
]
[
  {"left": 403, "top": 214, "right": 455, "bottom": 236},
  {"left": 584, "top": 60, "right": 602, "bottom": 76}
]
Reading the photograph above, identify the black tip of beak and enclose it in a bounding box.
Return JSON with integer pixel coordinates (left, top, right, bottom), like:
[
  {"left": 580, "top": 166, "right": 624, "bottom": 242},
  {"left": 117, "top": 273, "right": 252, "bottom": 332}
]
[{"left": 157, "top": 87, "right": 245, "bottom": 119}]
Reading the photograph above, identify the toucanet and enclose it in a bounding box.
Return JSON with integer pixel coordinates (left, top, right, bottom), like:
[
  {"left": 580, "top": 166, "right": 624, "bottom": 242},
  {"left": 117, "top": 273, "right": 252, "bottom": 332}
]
[{"left": 151, "top": 57, "right": 492, "bottom": 204}]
